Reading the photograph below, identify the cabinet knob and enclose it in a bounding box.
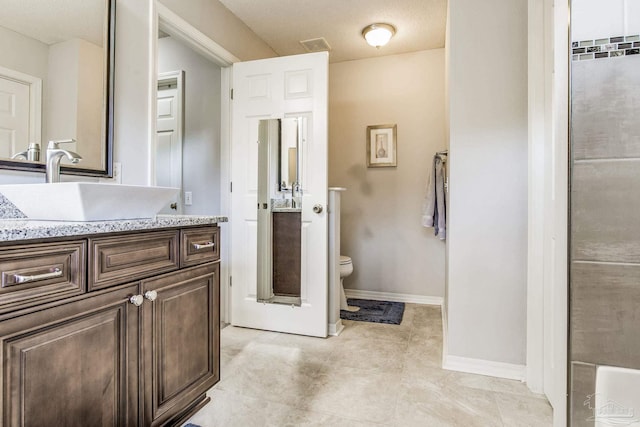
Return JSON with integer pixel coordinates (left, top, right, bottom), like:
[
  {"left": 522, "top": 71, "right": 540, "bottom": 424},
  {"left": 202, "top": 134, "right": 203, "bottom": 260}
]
[
  {"left": 144, "top": 290, "right": 158, "bottom": 301},
  {"left": 129, "top": 295, "right": 144, "bottom": 306}
]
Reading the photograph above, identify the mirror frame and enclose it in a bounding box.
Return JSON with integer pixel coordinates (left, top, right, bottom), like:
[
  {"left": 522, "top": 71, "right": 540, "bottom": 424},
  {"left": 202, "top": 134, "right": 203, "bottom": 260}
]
[{"left": 0, "top": 0, "right": 115, "bottom": 178}]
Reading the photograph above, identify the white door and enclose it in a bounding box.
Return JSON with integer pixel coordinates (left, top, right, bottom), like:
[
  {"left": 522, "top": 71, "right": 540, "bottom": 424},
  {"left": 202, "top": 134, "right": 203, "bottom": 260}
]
[
  {"left": 0, "top": 77, "right": 30, "bottom": 159},
  {"left": 156, "top": 72, "right": 184, "bottom": 214},
  {"left": 231, "top": 52, "right": 329, "bottom": 337}
]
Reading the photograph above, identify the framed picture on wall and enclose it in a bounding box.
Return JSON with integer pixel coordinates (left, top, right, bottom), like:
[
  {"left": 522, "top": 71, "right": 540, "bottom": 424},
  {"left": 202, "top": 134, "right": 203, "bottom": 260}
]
[{"left": 366, "top": 124, "right": 397, "bottom": 168}]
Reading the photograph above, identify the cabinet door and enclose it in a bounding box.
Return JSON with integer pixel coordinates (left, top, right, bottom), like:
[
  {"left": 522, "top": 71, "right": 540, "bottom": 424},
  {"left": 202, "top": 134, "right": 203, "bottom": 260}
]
[
  {"left": 0, "top": 283, "right": 140, "bottom": 427},
  {"left": 141, "top": 263, "right": 219, "bottom": 426}
]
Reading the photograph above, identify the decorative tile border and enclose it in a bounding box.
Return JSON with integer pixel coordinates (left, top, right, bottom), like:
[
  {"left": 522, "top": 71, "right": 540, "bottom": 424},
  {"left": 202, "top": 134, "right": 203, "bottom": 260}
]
[{"left": 571, "top": 35, "right": 640, "bottom": 61}]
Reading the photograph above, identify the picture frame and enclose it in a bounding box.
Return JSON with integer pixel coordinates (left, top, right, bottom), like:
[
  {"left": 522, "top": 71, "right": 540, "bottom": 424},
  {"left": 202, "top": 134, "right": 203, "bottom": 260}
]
[{"left": 366, "top": 124, "right": 397, "bottom": 168}]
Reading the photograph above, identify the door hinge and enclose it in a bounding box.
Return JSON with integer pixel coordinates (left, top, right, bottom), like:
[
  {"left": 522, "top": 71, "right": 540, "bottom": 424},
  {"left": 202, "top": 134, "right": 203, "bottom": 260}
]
[
  {"left": 230, "top": 182, "right": 233, "bottom": 193},
  {"left": 230, "top": 88, "right": 234, "bottom": 100},
  {"left": 229, "top": 276, "right": 232, "bottom": 287}
]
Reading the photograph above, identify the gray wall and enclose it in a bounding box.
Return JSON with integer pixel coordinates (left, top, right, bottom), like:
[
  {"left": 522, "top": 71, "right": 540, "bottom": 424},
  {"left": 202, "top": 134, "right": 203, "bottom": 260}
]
[
  {"left": 158, "top": 36, "right": 222, "bottom": 215},
  {"left": 328, "top": 49, "right": 446, "bottom": 298},
  {"left": 446, "top": 0, "right": 528, "bottom": 365}
]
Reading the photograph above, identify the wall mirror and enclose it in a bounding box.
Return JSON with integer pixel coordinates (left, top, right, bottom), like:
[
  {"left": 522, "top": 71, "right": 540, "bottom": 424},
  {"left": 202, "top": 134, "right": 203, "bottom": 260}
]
[
  {"left": 257, "top": 117, "right": 305, "bottom": 306},
  {"left": 0, "top": 0, "right": 114, "bottom": 177}
]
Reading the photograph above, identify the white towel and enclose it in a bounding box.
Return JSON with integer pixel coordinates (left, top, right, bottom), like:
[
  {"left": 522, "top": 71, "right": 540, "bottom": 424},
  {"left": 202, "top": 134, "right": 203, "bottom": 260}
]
[{"left": 422, "top": 154, "right": 447, "bottom": 240}]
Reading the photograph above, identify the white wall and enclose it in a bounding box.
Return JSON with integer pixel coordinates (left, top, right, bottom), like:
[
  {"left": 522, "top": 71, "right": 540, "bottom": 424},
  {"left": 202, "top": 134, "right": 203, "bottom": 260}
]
[
  {"left": 0, "top": 26, "right": 48, "bottom": 81},
  {"left": 158, "top": 36, "right": 221, "bottom": 215},
  {"left": 329, "top": 49, "right": 446, "bottom": 298},
  {"left": 110, "top": 0, "right": 154, "bottom": 185},
  {"left": 446, "top": 0, "right": 528, "bottom": 366},
  {"left": 76, "top": 39, "right": 105, "bottom": 169},
  {"left": 572, "top": 0, "right": 640, "bottom": 41},
  {"left": 0, "top": 26, "right": 48, "bottom": 182},
  {"left": 158, "top": 0, "right": 277, "bottom": 61},
  {"left": 46, "top": 39, "right": 104, "bottom": 169}
]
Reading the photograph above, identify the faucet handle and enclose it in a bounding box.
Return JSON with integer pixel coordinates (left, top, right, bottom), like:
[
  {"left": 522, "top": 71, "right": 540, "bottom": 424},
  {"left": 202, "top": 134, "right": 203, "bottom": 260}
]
[{"left": 47, "top": 139, "right": 76, "bottom": 149}]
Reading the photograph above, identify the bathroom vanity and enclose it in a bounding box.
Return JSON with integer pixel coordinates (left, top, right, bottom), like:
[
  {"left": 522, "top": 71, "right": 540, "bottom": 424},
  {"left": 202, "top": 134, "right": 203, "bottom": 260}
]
[{"left": 0, "top": 215, "right": 225, "bottom": 426}]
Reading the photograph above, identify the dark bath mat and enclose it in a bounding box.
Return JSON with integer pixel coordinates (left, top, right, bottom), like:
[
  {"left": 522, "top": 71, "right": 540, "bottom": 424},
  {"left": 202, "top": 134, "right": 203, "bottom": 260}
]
[{"left": 340, "top": 298, "right": 405, "bottom": 325}]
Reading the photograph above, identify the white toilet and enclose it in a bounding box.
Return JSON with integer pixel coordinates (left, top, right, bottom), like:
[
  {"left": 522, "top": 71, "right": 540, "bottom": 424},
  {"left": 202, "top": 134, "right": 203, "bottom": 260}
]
[{"left": 339, "top": 255, "right": 359, "bottom": 312}]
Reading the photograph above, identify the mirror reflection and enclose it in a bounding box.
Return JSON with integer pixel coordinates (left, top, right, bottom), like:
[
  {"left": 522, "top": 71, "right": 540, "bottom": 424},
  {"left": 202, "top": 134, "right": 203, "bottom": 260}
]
[
  {"left": 0, "top": 0, "right": 112, "bottom": 174},
  {"left": 257, "top": 118, "right": 305, "bottom": 306}
]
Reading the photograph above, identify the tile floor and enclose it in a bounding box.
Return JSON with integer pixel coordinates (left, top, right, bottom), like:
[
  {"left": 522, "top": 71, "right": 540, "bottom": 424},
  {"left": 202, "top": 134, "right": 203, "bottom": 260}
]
[{"left": 185, "top": 304, "right": 553, "bottom": 427}]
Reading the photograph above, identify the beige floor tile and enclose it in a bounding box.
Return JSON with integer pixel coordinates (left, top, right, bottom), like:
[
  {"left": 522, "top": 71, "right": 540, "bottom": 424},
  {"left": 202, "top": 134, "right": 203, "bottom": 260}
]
[
  {"left": 489, "top": 377, "right": 547, "bottom": 399},
  {"left": 187, "top": 389, "right": 273, "bottom": 427},
  {"left": 495, "top": 391, "right": 553, "bottom": 427},
  {"left": 410, "top": 320, "right": 443, "bottom": 339},
  {"left": 323, "top": 335, "right": 408, "bottom": 374},
  {"left": 402, "top": 334, "right": 443, "bottom": 371},
  {"left": 301, "top": 366, "right": 402, "bottom": 425},
  {"left": 186, "top": 307, "right": 553, "bottom": 427},
  {"left": 400, "top": 365, "right": 452, "bottom": 388},
  {"left": 441, "top": 370, "right": 496, "bottom": 393},
  {"left": 341, "top": 320, "right": 412, "bottom": 344},
  {"left": 216, "top": 341, "right": 321, "bottom": 406},
  {"left": 265, "top": 407, "right": 385, "bottom": 427},
  {"left": 407, "top": 304, "right": 442, "bottom": 321},
  {"left": 394, "top": 380, "right": 503, "bottom": 427}
]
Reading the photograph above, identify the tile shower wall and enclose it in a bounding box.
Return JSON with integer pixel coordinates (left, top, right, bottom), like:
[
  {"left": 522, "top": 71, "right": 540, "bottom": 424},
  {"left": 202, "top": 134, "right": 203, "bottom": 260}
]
[
  {"left": 569, "top": 38, "right": 640, "bottom": 427},
  {"left": 571, "top": 34, "right": 640, "bottom": 61}
]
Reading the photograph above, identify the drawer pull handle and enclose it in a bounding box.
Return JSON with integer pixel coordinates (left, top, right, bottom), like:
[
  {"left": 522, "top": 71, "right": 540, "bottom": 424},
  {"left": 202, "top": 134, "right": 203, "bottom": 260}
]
[
  {"left": 144, "top": 290, "right": 158, "bottom": 301},
  {"left": 14, "top": 268, "right": 63, "bottom": 284},
  {"left": 129, "top": 295, "right": 144, "bottom": 306},
  {"left": 192, "top": 242, "right": 215, "bottom": 250}
]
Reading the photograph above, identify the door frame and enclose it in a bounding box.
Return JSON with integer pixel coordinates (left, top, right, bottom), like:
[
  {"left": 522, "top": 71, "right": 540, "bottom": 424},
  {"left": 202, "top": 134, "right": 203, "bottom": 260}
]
[
  {"left": 527, "top": 0, "right": 569, "bottom": 425},
  {"left": 0, "top": 65, "right": 42, "bottom": 149},
  {"left": 154, "top": 2, "right": 240, "bottom": 323}
]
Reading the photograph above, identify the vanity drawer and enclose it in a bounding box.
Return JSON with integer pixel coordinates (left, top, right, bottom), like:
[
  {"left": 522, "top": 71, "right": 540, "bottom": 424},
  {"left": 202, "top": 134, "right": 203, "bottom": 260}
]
[
  {"left": 0, "top": 241, "right": 86, "bottom": 314},
  {"left": 89, "top": 230, "right": 179, "bottom": 291},
  {"left": 181, "top": 227, "right": 220, "bottom": 267}
]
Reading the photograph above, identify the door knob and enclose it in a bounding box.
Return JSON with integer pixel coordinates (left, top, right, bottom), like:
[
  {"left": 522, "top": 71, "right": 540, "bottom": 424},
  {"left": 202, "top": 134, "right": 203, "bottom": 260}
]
[{"left": 313, "top": 204, "right": 323, "bottom": 214}]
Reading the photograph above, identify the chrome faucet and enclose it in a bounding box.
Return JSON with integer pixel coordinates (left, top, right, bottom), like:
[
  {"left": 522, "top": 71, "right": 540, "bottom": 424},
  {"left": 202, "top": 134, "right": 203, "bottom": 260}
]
[
  {"left": 46, "top": 139, "right": 82, "bottom": 183},
  {"left": 11, "top": 143, "right": 41, "bottom": 161}
]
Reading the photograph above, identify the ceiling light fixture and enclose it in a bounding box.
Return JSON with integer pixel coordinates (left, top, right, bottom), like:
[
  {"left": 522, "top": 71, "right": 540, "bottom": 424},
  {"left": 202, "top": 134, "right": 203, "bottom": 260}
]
[{"left": 362, "top": 23, "right": 396, "bottom": 48}]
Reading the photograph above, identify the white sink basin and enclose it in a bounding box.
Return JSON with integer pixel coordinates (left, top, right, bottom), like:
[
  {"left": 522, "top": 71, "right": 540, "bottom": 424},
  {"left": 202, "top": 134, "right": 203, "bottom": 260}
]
[{"left": 0, "top": 182, "right": 179, "bottom": 221}]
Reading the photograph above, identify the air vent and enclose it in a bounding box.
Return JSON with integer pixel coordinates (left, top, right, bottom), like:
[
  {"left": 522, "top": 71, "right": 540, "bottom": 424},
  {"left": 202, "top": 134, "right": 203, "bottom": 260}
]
[{"left": 300, "top": 37, "right": 332, "bottom": 53}]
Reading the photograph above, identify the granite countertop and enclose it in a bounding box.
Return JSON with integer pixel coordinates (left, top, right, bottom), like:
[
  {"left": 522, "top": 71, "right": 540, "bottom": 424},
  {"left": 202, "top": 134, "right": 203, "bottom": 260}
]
[{"left": 0, "top": 215, "right": 228, "bottom": 242}]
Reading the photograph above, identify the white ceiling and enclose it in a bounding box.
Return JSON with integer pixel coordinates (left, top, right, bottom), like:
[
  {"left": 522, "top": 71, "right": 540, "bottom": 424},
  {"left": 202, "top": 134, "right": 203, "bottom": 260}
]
[
  {"left": 218, "top": 0, "right": 448, "bottom": 63},
  {"left": 0, "top": 0, "right": 106, "bottom": 47}
]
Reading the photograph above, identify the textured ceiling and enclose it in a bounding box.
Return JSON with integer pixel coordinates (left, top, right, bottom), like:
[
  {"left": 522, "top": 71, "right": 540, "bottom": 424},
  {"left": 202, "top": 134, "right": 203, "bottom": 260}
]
[
  {"left": 0, "top": 0, "right": 106, "bottom": 46},
  {"left": 218, "top": 0, "right": 447, "bottom": 63}
]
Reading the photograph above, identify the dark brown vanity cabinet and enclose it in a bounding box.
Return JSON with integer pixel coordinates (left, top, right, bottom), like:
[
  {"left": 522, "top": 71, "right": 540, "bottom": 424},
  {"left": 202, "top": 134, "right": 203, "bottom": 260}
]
[
  {"left": 0, "top": 225, "right": 221, "bottom": 427},
  {"left": 142, "top": 263, "right": 220, "bottom": 426},
  {"left": 0, "top": 282, "right": 141, "bottom": 426}
]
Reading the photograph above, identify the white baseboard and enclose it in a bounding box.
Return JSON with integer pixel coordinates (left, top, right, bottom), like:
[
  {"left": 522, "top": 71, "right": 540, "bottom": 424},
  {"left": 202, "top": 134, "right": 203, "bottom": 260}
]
[
  {"left": 328, "top": 320, "right": 344, "bottom": 336},
  {"left": 344, "top": 289, "right": 443, "bottom": 306},
  {"left": 441, "top": 301, "right": 448, "bottom": 368},
  {"left": 443, "top": 355, "right": 526, "bottom": 381}
]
